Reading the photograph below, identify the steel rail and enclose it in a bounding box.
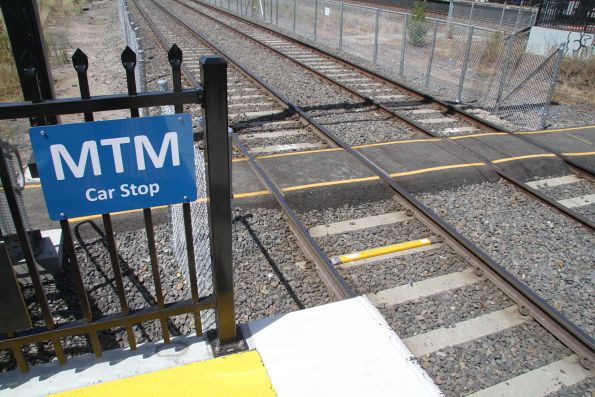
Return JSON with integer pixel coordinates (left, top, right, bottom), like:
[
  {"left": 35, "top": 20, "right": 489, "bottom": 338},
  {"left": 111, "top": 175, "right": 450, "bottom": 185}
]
[
  {"left": 137, "top": 0, "right": 595, "bottom": 368},
  {"left": 133, "top": 0, "right": 349, "bottom": 299},
  {"left": 177, "top": 0, "right": 595, "bottom": 230},
  {"left": 132, "top": 0, "right": 337, "bottom": 149},
  {"left": 192, "top": 0, "right": 595, "bottom": 180}
]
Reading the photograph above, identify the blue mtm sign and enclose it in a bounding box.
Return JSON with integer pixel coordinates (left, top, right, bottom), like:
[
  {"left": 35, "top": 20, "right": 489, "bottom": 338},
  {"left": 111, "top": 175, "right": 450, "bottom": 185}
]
[{"left": 30, "top": 114, "right": 196, "bottom": 220}]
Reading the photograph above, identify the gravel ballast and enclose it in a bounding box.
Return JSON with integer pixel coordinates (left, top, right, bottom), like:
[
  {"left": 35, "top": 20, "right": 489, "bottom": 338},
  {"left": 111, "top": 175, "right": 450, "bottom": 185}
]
[
  {"left": 417, "top": 180, "right": 595, "bottom": 337},
  {"left": 419, "top": 322, "right": 572, "bottom": 396},
  {"left": 1, "top": 206, "right": 333, "bottom": 371}
]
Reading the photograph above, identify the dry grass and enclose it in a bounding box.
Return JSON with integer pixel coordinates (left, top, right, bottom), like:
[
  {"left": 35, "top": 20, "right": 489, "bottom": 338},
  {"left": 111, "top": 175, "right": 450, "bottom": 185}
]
[
  {"left": 0, "top": 0, "right": 86, "bottom": 102},
  {"left": 553, "top": 55, "right": 595, "bottom": 107}
]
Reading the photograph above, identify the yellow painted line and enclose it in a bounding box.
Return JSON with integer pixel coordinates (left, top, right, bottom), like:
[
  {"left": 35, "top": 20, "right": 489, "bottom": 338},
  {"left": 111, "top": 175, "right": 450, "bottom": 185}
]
[
  {"left": 40, "top": 162, "right": 489, "bottom": 222},
  {"left": 449, "top": 132, "right": 508, "bottom": 140},
  {"left": 232, "top": 137, "right": 443, "bottom": 162},
  {"left": 352, "top": 138, "right": 441, "bottom": 149},
  {"left": 514, "top": 125, "right": 595, "bottom": 135},
  {"left": 49, "top": 350, "right": 276, "bottom": 397},
  {"left": 68, "top": 198, "right": 209, "bottom": 223},
  {"left": 390, "top": 162, "right": 486, "bottom": 177},
  {"left": 25, "top": 183, "right": 41, "bottom": 189},
  {"left": 492, "top": 153, "right": 557, "bottom": 164},
  {"left": 336, "top": 238, "right": 432, "bottom": 264},
  {"left": 568, "top": 134, "right": 593, "bottom": 145},
  {"left": 281, "top": 175, "right": 380, "bottom": 192},
  {"left": 234, "top": 190, "right": 271, "bottom": 198},
  {"left": 562, "top": 151, "right": 595, "bottom": 157}
]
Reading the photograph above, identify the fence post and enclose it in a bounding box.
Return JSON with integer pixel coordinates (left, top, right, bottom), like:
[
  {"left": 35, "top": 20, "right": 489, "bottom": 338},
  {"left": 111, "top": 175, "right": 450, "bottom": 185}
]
[
  {"left": 0, "top": 0, "right": 58, "bottom": 125},
  {"left": 314, "top": 0, "right": 318, "bottom": 40},
  {"left": 468, "top": 1, "right": 474, "bottom": 27},
  {"left": 293, "top": 0, "right": 296, "bottom": 33},
  {"left": 373, "top": 8, "right": 380, "bottom": 64},
  {"left": 541, "top": 47, "right": 564, "bottom": 128},
  {"left": 400, "top": 14, "right": 408, "bottom": 77},
  {"left": 456, "top": 25, "right": 474, "bottom": 103},
  {"left": 499, "top": 1, "right": 506, "bottom": 30},
  {"left": 447, "top": 0, "right": 453, "bottom": 28},
  {"left": 200, "top": 56, "right": 238, "bottom": 348},
  {"left": 514, "top": 0, "right": 523, "bottom": 31},
  {"left": 339, "top": 1, "right": 344, "bottom": 50},
  {"left": 425, "top": 20, "right": 439, "bottom": 88},
  {"left": 275, "top": 0, "right": 278, "bottom": 25},
  {"left": 495, "top": 33, "right": 516, "bottom": 112}
]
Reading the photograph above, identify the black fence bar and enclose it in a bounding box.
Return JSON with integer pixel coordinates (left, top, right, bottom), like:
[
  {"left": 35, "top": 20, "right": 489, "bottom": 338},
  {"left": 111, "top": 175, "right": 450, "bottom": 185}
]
[
  {"left": 169, "top": 45, "right": 203, "bottom": 336},
  {"left": 0, "top": 90, "right": 202, "bottom": 121},
  {"left": 0, "top": 43, "right": 238, "bottom": 370},
  {"left": 200, "top": 56, "right": 237, "bottom": 346},
  {"left": 0, "top": 0, "right": 58, "bottom": 124},
  {"left": 536, "top": 0, "right": 595, "bottom": 33}
]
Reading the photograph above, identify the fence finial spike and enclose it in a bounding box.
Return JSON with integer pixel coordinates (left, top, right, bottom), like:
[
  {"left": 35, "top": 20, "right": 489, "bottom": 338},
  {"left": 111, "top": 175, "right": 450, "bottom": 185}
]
[
  {"left": 168, "top": 44, "right": 183, "bottom": 68},
  {"left": 72, "top": 49, "right": 89, "bottom": 72},
  {"left": 121, "top": 46, "right": 137, "bottom": 69}
]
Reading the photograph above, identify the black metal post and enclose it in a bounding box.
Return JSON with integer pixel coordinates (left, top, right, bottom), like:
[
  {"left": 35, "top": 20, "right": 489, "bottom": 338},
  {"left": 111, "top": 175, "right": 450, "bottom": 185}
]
[
  {"left": 0, "top": 0, "right": 57, "bottom": 124},
  {"left": 200, "top": 56, "right": 238, "bottom": 349},
  {"left": 169, "top": 45, "right": 203, "bottom": 336}
]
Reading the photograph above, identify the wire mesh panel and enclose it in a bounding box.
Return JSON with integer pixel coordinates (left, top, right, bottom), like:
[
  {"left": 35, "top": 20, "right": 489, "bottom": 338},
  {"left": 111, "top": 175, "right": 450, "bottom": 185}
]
[
  {"left": 295, "top": 0, "right": 316, "bottom": 39},
  {"left": 459, "top": 28, "right": 506, "bottom": 105},
  {"left": 403, "top": 17, "right": 434, "bottom": 83},
  {"left": 276, "top": 0, "right": 295, "bottom": 31},
  {"left": 490, "top": 33, "right": 562, "bottom": 128},
  {"left": 316, "top": 0, "right": 342, "bottom": 48},
  {"left": 342, "top": 3, "right": 376, "bottom": 60},
  {"left": 0, "top": 144, "right": 28, "bottom": 237},
  {"left": 170, "top": 147, "right": 214, "bottom": 332},
  {"left": 428, "top": 22, "right": 470, "bottom": 99},
  {"left": 376, "top": 10, "right": 406, "bottom": 70}
]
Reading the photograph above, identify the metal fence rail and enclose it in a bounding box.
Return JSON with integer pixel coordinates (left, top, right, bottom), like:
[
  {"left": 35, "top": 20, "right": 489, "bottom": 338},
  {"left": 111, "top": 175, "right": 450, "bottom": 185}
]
[
  {"left": 0, "top": 46, "right": 240, "bottom": 372},
  {"left": 535, "top": 0, "right": 595, "bottom": 33},
  {"left": 212, "top": 0, "right": 562, "bottom": 129}
]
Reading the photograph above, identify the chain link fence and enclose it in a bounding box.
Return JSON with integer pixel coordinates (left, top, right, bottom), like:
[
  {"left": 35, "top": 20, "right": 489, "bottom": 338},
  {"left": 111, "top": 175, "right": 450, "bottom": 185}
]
[
  {"left": 447, "top": 0, "right": 539, "bottom": 32},
  {"left": 208, "top": 0, "right": 561, "bottom": 130},
  {"left": 117, "top": 0, "right": 148, "bottom": 102},
  {"left": 171, "top": 147, "right": 215, "bottom": 333}
]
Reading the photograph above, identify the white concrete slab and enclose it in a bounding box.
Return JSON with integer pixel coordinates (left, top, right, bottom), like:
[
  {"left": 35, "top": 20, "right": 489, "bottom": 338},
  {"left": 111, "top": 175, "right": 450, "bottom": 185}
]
[
  {"left": 243, "top": 297, "right": 443, "bottom": 397},
  {"left": 558, "top": 193, "right": 595, "bottom": 208},
  {"left": 368, "top": 268, "right": 481, "bottom": 307},
  {"left": 404, "top": 306, "right": 528, "bottom": 357},
  {"left": 418, "top": 117, "right": 457, "bottom": 124},
  {"left": 468, "top": 355, "right": 592, "bottom": 397},
  {"left": 228, "top": 109, "right": 285, "bottom": 119},
  {"left": 0, "top": 335, "right": 212, "bottom": 396},
  {"left": 526, "top": 175, "right": 582, "bottom": 189},
  {"left": 443, "top": 127, "right": 480, "bottom": 134},
  {"left": 242, "top": 129, "right": 306, "bottom": 140},
  {"left": 250, "top": 142, "right": 321, "bottom": 154},
  {"left": 309, "top": 211, "right": 412, "bottom": 237},
  {"left": 408, "top": 109, "right": 440, "bottom": 115},
  {"left": 229, "top": 102, "right": 273, "bottom": 108}
]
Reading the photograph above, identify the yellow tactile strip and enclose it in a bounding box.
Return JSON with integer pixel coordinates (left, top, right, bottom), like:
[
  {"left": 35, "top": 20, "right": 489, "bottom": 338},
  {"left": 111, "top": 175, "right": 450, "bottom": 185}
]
[{"left": 48, "top": 350, "right": 277, "bottom": 397}]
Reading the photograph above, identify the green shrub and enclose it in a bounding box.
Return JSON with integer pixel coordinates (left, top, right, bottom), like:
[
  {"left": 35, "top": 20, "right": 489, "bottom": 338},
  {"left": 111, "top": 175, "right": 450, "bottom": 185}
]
[{"left": 407, "top": 1, "right": 429, "bottom": 46}]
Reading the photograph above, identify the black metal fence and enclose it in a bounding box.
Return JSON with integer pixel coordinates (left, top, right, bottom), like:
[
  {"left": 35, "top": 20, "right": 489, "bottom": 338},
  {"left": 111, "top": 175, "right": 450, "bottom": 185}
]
[
  {"left": 535, "top": 0, "right": 595, "bottom": 33},
  {"left": 0, "top": 45, "right": 240, "bottom": 372}
]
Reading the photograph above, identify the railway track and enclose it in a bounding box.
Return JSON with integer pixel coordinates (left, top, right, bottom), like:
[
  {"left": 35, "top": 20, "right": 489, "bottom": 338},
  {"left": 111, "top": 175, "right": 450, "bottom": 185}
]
[
  {"left": 183, "top": 0, "right": 595, "bottom": 230},
  {"left": 131, "top": 0, "right": 594, "bottom": 394}
]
